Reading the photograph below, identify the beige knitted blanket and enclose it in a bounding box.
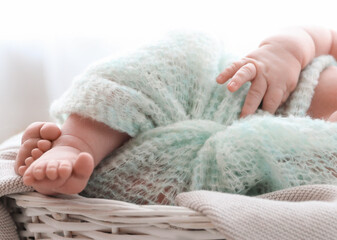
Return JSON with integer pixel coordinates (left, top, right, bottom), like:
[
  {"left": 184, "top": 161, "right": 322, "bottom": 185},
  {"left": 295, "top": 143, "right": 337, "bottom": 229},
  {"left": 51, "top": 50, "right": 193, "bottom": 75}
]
[
  {"left": 0, "top": 133, "right": 33, "bottom": 240},
  {"left": 176, "top": 186, "right": 337, "bottom": 240},
  {"left": 1, "top": 134, "right": 337, "bottom": 240}
]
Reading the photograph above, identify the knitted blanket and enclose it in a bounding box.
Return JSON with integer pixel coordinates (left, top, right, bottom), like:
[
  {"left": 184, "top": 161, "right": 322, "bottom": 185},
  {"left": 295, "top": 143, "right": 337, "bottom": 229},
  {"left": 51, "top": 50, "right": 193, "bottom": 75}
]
[
  {"left": 50, "top": 31, "right": 337, "bottom": 205},
  {"left": 0, "top": 133, "right": 33, "bottom": 240},
  {"left": 1, "top": 31, "right": 337, "bottom": 239},
  {"left": 176, "top": 185, "right": 337, "bottom": 240},
  {"left": 1, "top": 136, "right": 337, "bottom": 239}
]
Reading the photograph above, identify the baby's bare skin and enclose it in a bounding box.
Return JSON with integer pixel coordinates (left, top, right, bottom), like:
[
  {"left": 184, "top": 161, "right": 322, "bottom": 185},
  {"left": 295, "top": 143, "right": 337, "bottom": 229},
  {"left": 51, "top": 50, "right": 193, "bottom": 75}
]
[
  {"left": 15, "top": 26, "right": 337, "bottom": 196},
  {"left": 308, "top": 65, "right": 337, "bottom": 120},
  {"left": 15, "top": 114, "right": 130, "bottom": 195},
  {"left": 217, "top": 26, "right": 337, "bottom": 118},
  {"left": 15, "top": 65, "right": 337, "bottom": 196}
]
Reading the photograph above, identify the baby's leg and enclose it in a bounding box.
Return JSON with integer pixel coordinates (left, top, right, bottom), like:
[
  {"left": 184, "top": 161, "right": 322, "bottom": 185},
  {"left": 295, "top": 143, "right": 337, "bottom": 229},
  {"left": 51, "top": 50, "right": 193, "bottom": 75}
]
[{"left": 21, "top": 114, "right": 130, "bottom": 195}]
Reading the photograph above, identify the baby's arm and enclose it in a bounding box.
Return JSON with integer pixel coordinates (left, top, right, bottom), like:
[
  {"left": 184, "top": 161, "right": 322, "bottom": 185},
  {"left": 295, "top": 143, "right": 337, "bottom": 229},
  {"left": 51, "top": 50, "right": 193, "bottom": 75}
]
[{"left": 217, "top": 26, "right": 337, "bottom": 118}]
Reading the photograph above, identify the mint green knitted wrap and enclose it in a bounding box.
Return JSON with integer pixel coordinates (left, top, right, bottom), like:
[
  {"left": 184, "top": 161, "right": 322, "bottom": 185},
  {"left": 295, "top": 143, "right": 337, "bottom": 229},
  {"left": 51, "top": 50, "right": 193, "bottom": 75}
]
[{"left": 50, "top": 31, "right": 337, "bottom": 205}]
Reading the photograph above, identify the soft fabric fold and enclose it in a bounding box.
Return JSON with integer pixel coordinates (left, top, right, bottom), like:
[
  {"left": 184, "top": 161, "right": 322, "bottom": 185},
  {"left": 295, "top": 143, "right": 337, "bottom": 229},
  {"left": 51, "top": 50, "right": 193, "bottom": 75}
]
[
  {"left": 51, "top": 31, "right": 337, "bottom": 205},
  {"left": 176, "top": 185, "right": 337, "bottom": 240}
]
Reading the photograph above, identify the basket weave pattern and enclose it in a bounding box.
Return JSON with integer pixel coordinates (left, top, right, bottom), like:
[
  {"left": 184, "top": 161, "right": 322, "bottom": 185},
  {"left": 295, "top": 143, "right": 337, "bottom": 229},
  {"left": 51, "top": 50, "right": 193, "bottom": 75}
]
[{"left": 3, "top": 192, "right": 225, "bottom": 240}]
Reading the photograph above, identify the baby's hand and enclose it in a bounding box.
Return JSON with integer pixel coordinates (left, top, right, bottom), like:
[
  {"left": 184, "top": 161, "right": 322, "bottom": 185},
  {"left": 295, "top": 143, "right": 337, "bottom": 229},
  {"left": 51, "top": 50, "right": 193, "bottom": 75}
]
[{"left": 216, "top": 43, "right": 302, "bottom": 118}]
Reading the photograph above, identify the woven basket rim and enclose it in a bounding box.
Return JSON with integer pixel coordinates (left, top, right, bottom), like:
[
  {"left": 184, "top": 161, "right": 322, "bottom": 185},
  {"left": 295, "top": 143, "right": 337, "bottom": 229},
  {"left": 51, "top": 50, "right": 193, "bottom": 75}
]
[{"left": 4, "top": 192, "right": 224, "bottom": 240}]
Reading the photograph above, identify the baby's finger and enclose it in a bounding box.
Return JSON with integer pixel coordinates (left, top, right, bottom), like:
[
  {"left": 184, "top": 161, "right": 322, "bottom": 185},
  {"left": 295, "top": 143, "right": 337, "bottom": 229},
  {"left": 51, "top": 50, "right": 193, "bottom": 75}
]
[
  {"left": 227, "top": 63, "right": 257, "bottom": 92},
  {"left": 216, "top": 59, "right": 247, "bottom": 84},
  {"left": 240, "top": 76, "right": 267, "bottom": 118},
  {"left": 261, "top": 87, "right": 284, "bottom": 114}
]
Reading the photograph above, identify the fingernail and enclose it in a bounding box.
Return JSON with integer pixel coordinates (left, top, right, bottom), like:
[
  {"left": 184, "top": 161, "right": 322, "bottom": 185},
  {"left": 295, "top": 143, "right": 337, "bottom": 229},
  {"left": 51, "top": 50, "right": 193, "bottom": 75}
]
[{"left": 228, "top": 81, "right": 236, "bottom": 89}]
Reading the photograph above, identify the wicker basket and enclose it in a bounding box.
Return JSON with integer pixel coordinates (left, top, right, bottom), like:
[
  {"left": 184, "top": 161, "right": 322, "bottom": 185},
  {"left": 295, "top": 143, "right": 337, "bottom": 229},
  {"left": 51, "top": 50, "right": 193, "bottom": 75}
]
[{"left": 3, "top": 192, "right": 225, "bottom": 240}]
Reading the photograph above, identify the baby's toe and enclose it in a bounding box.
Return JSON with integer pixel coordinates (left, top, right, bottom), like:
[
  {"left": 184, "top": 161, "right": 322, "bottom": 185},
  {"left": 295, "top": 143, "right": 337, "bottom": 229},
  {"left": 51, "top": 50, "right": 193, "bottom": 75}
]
[
  {"left": 40, "top": 123, "right": 61, "bottom": 141},
  {"left": 73, "top": 152, "right": 94, "bottom": 179},
  {"left": 25, "top": 157, "right": 34, "bottom": 167},
  {"left": 58, "top": 161, "right": 72, "bottom": 180},
  {"left": 31, "top": 148, "right": 43, "bottom": 159},
  {"left": 21, "top": 122, "right": 45, "bottom": 143},
  {"left": 18, "top": 157, "right": 34, "bottom": 176},
  {"left": 18, "top": 166, "right": 27, "bottom": 176},
  {"left": 45, "top": 161, "right": 59, "bottom": 181},
  {"left": 23, "top": 169, "right": 35, "bottom": 186},
  {"left": 37, "top": 140, "right": 52, "bottom": 152},
  {"left": 32, "top": 162, "right": 47, "bottom": 181},
  {"left": 15, "top": 138, "right": 39, "bottom": 173}
]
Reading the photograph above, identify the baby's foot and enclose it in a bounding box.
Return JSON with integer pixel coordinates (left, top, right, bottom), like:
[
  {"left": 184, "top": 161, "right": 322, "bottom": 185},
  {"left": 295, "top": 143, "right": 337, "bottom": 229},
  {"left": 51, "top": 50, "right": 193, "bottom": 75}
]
[
  {"left": 15, "top": 122, "right": 61, "bottom": 176},
  {"left": 22, "top": 143, "right": 94, "bottom": 195},
  {"left": 16, "top": 121, "right": 95, "bottom": 195},
  {"left": 23, "top": 131, "right": 94, "bottom": 194}
]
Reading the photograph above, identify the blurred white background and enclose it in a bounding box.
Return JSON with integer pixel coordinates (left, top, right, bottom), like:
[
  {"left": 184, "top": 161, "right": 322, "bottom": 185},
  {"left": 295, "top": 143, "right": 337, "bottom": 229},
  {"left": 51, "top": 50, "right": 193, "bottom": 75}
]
[{"left": 0, "top": 0, "right": 336, "bottom": 142}]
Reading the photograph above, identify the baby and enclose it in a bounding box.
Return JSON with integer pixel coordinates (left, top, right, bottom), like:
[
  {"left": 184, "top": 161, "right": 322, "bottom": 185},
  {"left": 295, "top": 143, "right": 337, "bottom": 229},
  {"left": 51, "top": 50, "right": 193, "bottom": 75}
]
[{"left": 14, "top": 26, "right": 337, "bottom": 197}]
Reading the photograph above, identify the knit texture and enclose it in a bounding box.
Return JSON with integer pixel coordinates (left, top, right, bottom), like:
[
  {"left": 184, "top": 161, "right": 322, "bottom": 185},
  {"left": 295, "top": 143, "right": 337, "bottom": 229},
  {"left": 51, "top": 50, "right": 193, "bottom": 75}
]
[
  {"left": 1, "top": 136, "right": 337, "bottom": 239},
  {"left": 0, "top": 133, "right": 33, "bottom": 240},
  {"left": 50, "top": 31, "right": 337, "bottom": 205},
  {"left": 176, "top": 185, "right": 337, "bottom": 240}
]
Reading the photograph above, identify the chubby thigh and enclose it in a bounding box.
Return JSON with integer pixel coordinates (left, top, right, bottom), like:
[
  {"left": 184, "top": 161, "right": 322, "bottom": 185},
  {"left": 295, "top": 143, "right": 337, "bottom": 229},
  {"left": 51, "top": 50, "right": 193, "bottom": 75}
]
[{"left": 307, "top": 65, "right": 337, "bottom": 120}]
